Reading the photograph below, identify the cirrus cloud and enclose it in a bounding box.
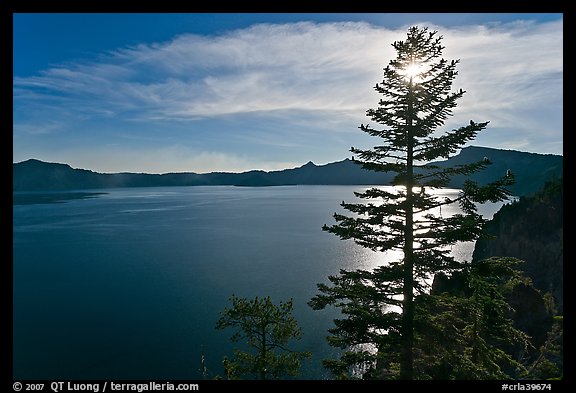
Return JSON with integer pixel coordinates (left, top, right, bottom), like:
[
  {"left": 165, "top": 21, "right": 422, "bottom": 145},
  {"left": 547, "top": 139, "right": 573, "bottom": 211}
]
[{"left": 13, "top": 18, "right": 563, "bottom": 172}]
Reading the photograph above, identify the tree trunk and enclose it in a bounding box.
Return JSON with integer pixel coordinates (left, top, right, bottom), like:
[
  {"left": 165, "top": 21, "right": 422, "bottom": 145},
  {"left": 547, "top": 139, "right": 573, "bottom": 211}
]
[{"left": 400, "top": 76, "right": 416, "bottom": 380}]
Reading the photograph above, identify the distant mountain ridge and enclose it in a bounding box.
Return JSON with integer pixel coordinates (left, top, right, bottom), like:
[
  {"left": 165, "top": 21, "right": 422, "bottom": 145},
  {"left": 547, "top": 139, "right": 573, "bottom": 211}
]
[{"left": 13, "top": 146, "right": 563, "bottom": 197}]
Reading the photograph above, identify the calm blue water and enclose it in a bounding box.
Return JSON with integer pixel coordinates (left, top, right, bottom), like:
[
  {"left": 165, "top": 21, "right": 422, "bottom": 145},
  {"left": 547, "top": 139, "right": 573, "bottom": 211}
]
[{"left": 13, "top": 186, "right": 507, "bottom": 380}]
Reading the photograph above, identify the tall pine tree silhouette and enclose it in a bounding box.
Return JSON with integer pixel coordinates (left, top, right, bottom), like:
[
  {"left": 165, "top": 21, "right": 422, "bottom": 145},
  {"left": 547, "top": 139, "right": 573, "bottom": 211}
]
[{"left": 309, "top": 26, "right": 514, "bottom": 380}]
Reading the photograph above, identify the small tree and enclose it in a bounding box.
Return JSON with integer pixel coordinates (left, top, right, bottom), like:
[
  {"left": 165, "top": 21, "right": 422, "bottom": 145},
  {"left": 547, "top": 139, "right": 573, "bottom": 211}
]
[
  {"left": 216, "top": 295, "right": 311, "bottom": 380},
  {"left": 309, "top": 26, "right": 514, "bottom": 379}
]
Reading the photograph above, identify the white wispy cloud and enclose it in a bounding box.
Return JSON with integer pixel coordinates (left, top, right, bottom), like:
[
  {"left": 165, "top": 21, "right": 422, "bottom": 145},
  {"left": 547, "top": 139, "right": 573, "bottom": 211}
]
[
  {"left": 13, "top": 19, "right": 563, "bottom": 161},
  {"left": 13, "top": 22, "right": 394, "bottom": 122}
]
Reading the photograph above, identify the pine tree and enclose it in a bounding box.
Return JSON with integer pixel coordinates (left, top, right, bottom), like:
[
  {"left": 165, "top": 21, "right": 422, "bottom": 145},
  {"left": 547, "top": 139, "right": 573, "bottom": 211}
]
[
  {"left": 309, "top": 26, "right": 514, "bottom": 379},
  {"left": 415, "top": 257, "right": 531, "bottom": 379},
  {"left": 216, "top": 295, "right": 311, "bottom": 380}
]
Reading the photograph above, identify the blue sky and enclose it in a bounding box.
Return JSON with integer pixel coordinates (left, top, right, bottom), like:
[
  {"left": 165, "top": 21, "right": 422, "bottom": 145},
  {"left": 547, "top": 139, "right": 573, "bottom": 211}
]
[{"left": 13, "top": 13, "right": 563, "bottom": 173}]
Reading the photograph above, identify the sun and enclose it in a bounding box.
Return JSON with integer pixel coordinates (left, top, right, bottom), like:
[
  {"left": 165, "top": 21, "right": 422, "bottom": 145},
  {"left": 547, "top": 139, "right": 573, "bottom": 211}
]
[{"left": 402, "top": 62, "right": 424, "bottom": 83}]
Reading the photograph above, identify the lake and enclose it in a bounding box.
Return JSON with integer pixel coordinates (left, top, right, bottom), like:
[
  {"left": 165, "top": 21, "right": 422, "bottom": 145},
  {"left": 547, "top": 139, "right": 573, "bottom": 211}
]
[{"left": 12, "top": 185, "right": 508, "bottom": 380}]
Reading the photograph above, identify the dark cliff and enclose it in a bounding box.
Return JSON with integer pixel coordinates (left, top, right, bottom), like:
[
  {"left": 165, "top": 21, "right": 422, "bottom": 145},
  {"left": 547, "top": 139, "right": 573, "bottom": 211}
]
[
  {"left": 472, "top": 177, "right": 563, "bottom": 313},
  {"left": 432, "top": 177, "right": 563, "bottom": 364}
]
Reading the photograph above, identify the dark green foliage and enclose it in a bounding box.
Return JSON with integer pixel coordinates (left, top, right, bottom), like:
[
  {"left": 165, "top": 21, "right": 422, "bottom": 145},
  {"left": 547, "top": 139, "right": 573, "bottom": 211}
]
[
  {"left": 310, "top": 258, "right": 535, "bottom": 379},
  {"left": 524, "top": 316, "right": 563, "bottom": 380},
  {"left": 415, "top": 257, "right": 532, "bottom": 379},
  {"left": 215, "top": 295, "right": 311, "bottom": 380},
  {"left": 310, "top": 26, "right": 516, "bottom": 379}
]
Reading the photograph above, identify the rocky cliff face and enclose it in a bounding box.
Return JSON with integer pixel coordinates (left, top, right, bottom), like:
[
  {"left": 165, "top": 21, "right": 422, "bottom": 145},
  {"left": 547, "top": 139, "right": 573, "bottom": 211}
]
[
  {"left": 432, "top": 178, "right": 563, "bottom": 369},
  {"left": 472, "top": 177, "right": 563, "bottom": 313}
]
